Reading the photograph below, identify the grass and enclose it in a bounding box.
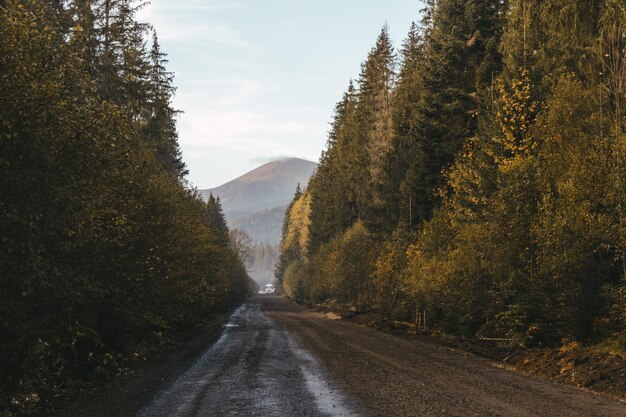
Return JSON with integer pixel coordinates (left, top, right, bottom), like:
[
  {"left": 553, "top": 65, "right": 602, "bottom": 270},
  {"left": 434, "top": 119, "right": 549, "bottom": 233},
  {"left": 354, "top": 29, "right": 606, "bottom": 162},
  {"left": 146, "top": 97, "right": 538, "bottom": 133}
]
[{"left": 589, "top": 333, "right": 626, "bottom": 359}]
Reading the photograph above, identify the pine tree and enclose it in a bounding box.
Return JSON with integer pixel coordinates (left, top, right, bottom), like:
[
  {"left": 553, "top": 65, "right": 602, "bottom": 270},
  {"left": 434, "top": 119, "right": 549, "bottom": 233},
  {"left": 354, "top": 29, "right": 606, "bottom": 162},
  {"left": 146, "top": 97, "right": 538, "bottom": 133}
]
[
  {"left": 68, "top": 0, "right": 99, "bottom": 75},
  {"left": 500, "top": 0, "right": 602, "bottom": 91},
  {"left": 393, "top": 22, "right": 427, "bottom": 228},
  {"left": 275, "top": 186, "right": 303, "bottom": 290},
  {"left": 0, "top": 2, "right": 251, "bottom": 411},
  {"left": 118, "top": 1, "right": 151, "bottom": 123},
  {"left": 206, "top": 194, "right": 229, "bottom": 244},
  {"left": 93, "top": 0, "right": 151, "bottom": 112},
  {"left": 334, "top": 81, "right": 363, "bottom": 227},
  {"left": 356, "top": 26, "right": 397, "bottom": 233},
  {"left": 308, "top": 83, "right": 361, "bottom": 251},
  {"left": 144, "top": 31, "right": 187, "bottom": 178},
  {"left": 409, "top": 0, "right": 504, "bottom": 224}
]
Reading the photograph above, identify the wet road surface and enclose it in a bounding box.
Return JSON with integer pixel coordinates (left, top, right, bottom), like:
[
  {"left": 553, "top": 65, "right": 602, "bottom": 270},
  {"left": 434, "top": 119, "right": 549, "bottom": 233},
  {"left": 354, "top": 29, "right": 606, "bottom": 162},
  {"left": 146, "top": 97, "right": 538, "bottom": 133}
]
[
  {"left": 137, "top": 302, "right": 359, "bottom": 417},
  {"left": 137, "top": 296, "right": 625, "bottom": 417}
]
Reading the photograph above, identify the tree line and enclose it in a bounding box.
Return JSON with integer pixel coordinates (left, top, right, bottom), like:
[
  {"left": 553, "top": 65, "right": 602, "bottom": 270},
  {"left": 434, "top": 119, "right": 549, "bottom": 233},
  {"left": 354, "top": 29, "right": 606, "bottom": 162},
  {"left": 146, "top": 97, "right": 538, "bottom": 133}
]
[
  {"left": 0, "top": 1, "right": 252, "bottom": 414},
  {"left": 277, "top": 0, "right": 626, "bottom": 350}
]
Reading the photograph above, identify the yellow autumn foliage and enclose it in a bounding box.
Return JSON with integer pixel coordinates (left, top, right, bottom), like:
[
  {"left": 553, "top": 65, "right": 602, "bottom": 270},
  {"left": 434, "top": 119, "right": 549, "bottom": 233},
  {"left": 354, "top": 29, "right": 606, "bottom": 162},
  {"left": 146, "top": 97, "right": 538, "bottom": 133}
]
[{"left": 282, "top": 192, "right": 312, "bottom": 259}]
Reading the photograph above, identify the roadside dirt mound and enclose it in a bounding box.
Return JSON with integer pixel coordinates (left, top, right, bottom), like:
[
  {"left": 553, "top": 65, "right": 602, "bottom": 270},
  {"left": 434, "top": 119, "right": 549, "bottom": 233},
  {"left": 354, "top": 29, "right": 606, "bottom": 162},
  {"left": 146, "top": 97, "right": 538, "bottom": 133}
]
[
  {"left": 338, "top": 311, "right": 414, "bottom": 334},
  {"left": 505, "top": 348, "right": 626, "bottom": 401}
]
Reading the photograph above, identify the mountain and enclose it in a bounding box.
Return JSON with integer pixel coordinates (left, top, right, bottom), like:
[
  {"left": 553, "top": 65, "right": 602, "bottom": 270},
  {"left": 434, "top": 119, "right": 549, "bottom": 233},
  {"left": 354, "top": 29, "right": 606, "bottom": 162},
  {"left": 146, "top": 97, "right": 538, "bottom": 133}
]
[
  {"left": 199, "top": 157, "right": 317, "bottom": 219},
  {"left": 230, "top": 206, "right": 286, "bottom": 245},
  {"left": 199, "top": 157, "right": 317, "bottom": 288}
]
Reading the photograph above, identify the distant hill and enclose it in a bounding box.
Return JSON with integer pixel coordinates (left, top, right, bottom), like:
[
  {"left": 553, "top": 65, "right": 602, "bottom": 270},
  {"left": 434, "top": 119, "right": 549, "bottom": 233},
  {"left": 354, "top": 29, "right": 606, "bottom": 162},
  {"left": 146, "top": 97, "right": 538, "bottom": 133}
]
[
  {"left": 199, "top": 157, "right": 316, "bottom": 288},
  {"left": 198, "top": 158, "right": 317, "bottom": 219},
  {"left": 230, "top": 206, "right": 286, "bottom": 245}
]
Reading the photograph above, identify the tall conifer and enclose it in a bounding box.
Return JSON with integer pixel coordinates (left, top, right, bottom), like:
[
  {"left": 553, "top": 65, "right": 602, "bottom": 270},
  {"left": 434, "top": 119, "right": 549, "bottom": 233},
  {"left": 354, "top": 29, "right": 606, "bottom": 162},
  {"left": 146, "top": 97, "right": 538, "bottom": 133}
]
[{"left": 356, "top": 26, "right": 397, "bottom": 232}]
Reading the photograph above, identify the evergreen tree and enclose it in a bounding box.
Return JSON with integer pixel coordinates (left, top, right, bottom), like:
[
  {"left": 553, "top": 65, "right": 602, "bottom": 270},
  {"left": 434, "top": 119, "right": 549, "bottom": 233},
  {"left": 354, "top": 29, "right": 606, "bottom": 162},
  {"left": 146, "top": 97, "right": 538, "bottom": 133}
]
[
  {"left": 0, "top": 2, "right": 252, "bottom": 412},
  {"left": 269, "top": 0, "right": 626, "bottom": 352},
  {"left": 500, "top": 0, "right": 602, "bottom": 90},
  {"left": 392, "top": 22, "right": 427, "bottom": 228},
  {"left": 308, "top": 83, "right": 360, "bottom": 251},
  {"left": 356, "top": 26, "right": 397, "bottom": 233},
  {"left": 409, "top": 0, "right": 504, "bottom": 224},
  {"left": 275, "top": 186, "right": 303, "bottom": 291},
  {"left": 68, "top": 0, "right": 100, "bottom": 76},
  {"left": 206, "top": 193, "right": 229, "bottom": 244},
  {"left": 144, "top": 31, "right": 187, "bottom": 178}
]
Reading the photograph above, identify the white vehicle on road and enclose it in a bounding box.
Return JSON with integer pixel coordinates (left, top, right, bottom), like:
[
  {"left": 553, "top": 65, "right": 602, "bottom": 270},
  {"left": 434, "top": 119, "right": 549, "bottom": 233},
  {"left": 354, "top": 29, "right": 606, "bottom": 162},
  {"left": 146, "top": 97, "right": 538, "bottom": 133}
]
[{"left": 264, "top": 284, "right": 275, "bottom": 294}]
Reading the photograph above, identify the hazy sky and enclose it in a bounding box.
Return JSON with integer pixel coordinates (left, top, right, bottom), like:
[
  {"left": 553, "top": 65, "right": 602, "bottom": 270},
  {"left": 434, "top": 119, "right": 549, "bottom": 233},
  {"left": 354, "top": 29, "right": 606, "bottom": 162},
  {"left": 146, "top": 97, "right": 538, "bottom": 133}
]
[{"left": 138, "top": 0, "right": 423, "bottom": 189}]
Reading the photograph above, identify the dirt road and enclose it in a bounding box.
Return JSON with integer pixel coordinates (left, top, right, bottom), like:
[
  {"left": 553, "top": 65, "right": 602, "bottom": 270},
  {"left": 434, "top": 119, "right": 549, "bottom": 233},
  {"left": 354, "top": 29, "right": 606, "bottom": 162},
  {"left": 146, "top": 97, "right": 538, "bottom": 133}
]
[
  {"left": 137, "top": 301, "right": 359, "bottom": 417},
  {"left": 136, "top": 296, "right": 625, "bottom": 417}
]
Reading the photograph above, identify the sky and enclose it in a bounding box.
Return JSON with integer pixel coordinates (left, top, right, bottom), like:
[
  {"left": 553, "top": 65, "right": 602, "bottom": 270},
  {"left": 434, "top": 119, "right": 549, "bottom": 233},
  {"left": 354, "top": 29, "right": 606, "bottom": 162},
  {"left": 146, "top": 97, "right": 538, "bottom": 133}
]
[{"left": 138, "top": 0, "right": 423, "bottom": 189}]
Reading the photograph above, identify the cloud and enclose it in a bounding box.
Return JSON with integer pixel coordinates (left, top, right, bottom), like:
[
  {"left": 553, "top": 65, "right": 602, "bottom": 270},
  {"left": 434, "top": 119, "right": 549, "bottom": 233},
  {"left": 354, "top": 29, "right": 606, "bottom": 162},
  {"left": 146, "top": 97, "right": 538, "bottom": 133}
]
[
  {"left": 143, "top": 0, "right": 245, "bottom": 13},
  {"left": 248, "top": 155, "right": 295, "bottom": 164},
  {"left": 177, "top": 108, "right": 318, "bottom": 147},
  {"left": 139, "top": 0, "right": 245, "bottom": 18},
  {"left": 170, "top": 77, "right": 324, "bottom": 153},
  {"left": 203, "top": 78, "right": 264, "bottom": 107},
  {"left": 160, "top": 23, "right": 251, "bottom": 47},
  {"left": 138, "top": 1, "right": 250, "bottom": 47}
]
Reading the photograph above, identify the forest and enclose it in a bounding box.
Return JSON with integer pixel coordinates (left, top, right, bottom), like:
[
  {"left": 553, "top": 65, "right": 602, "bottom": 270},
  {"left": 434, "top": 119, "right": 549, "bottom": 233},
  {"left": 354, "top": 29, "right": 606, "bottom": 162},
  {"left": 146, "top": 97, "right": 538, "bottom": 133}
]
[
  {"left": 0, "top": 0, "right": 252, "bottom": 414},
  {"left": 277, "top": 0, "right": 626, "bottom": 350}
]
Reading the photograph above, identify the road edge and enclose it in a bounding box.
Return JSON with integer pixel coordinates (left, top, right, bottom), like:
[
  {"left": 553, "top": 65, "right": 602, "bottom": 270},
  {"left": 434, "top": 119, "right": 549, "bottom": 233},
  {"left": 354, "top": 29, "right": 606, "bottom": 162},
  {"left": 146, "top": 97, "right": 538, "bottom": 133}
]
[{"left": 40, "top": 306, "right": 239, "bottom": 417}]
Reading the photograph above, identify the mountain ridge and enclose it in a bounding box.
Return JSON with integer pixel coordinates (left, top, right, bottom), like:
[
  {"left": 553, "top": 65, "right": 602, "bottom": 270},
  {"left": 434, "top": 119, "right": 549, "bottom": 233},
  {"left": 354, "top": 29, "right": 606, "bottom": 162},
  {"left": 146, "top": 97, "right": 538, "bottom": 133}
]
[{"left": 198, "top": 157, "right": 317, "bottom": 219}]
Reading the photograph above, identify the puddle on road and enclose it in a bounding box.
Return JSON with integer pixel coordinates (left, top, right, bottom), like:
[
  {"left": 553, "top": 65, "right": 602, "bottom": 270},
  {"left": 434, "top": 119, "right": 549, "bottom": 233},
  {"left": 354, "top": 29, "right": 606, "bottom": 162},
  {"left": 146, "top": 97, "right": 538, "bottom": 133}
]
[{"left": 286, "top": 335, "right": 359, "bottom": 417}]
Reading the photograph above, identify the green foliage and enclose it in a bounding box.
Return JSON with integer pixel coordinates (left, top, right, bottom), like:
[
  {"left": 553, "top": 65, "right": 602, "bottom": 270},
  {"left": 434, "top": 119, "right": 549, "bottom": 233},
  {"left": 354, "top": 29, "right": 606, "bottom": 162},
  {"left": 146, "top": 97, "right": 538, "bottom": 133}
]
[
  {"left": 532, "top": 75, "right": 621, "bottom": 340},
  {"left": 373, "top": 228, "right": 414, "bottom": 320},
  {"left": 277, "top": 0, "right": 626, "bottom": 353},
  {"left": 407, "top": 0, "right": 504, "bottom": 223},
  {"left": 500, "top": 0, "right": 602, "bottom": 89},
  {"left": 334, "top": 221, "right": 379, "bottom": 307},
  {"left": 307, "top": 82, "right": 362, "bottom": 251},
  {"left": 357, "top": 27, "right": 397, "bottom": 233},
  {"left": 307, "top": 238, "right": 341, "bottom": 304},
  {"left": 206, "top": 194, "right": 229, "bottom": 244},
  {"left": 407, "top": 210, "right": 496, "bottom": 336},
  {"left": 283, "top": 260, "right": 308, "bottom": 303},
  {"left": 275, "top": 189, "right": 308, "bottom": 291},
  {"left": 495, "top": 70, "right": 539, "bottom": 159},
  {"left": 280, "top": 216, "right": 378, "bottom": 308},
  {"left": 0, "top": 1, "right": 250, "bottom": 414}
]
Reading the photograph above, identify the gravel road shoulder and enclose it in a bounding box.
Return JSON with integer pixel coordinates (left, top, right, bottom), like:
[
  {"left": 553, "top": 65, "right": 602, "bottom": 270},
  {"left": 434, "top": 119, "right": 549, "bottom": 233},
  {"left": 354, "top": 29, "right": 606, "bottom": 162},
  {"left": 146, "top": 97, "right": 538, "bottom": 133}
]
[{"left": 264, "top": 296, "right": 626, "bottom": 417}]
